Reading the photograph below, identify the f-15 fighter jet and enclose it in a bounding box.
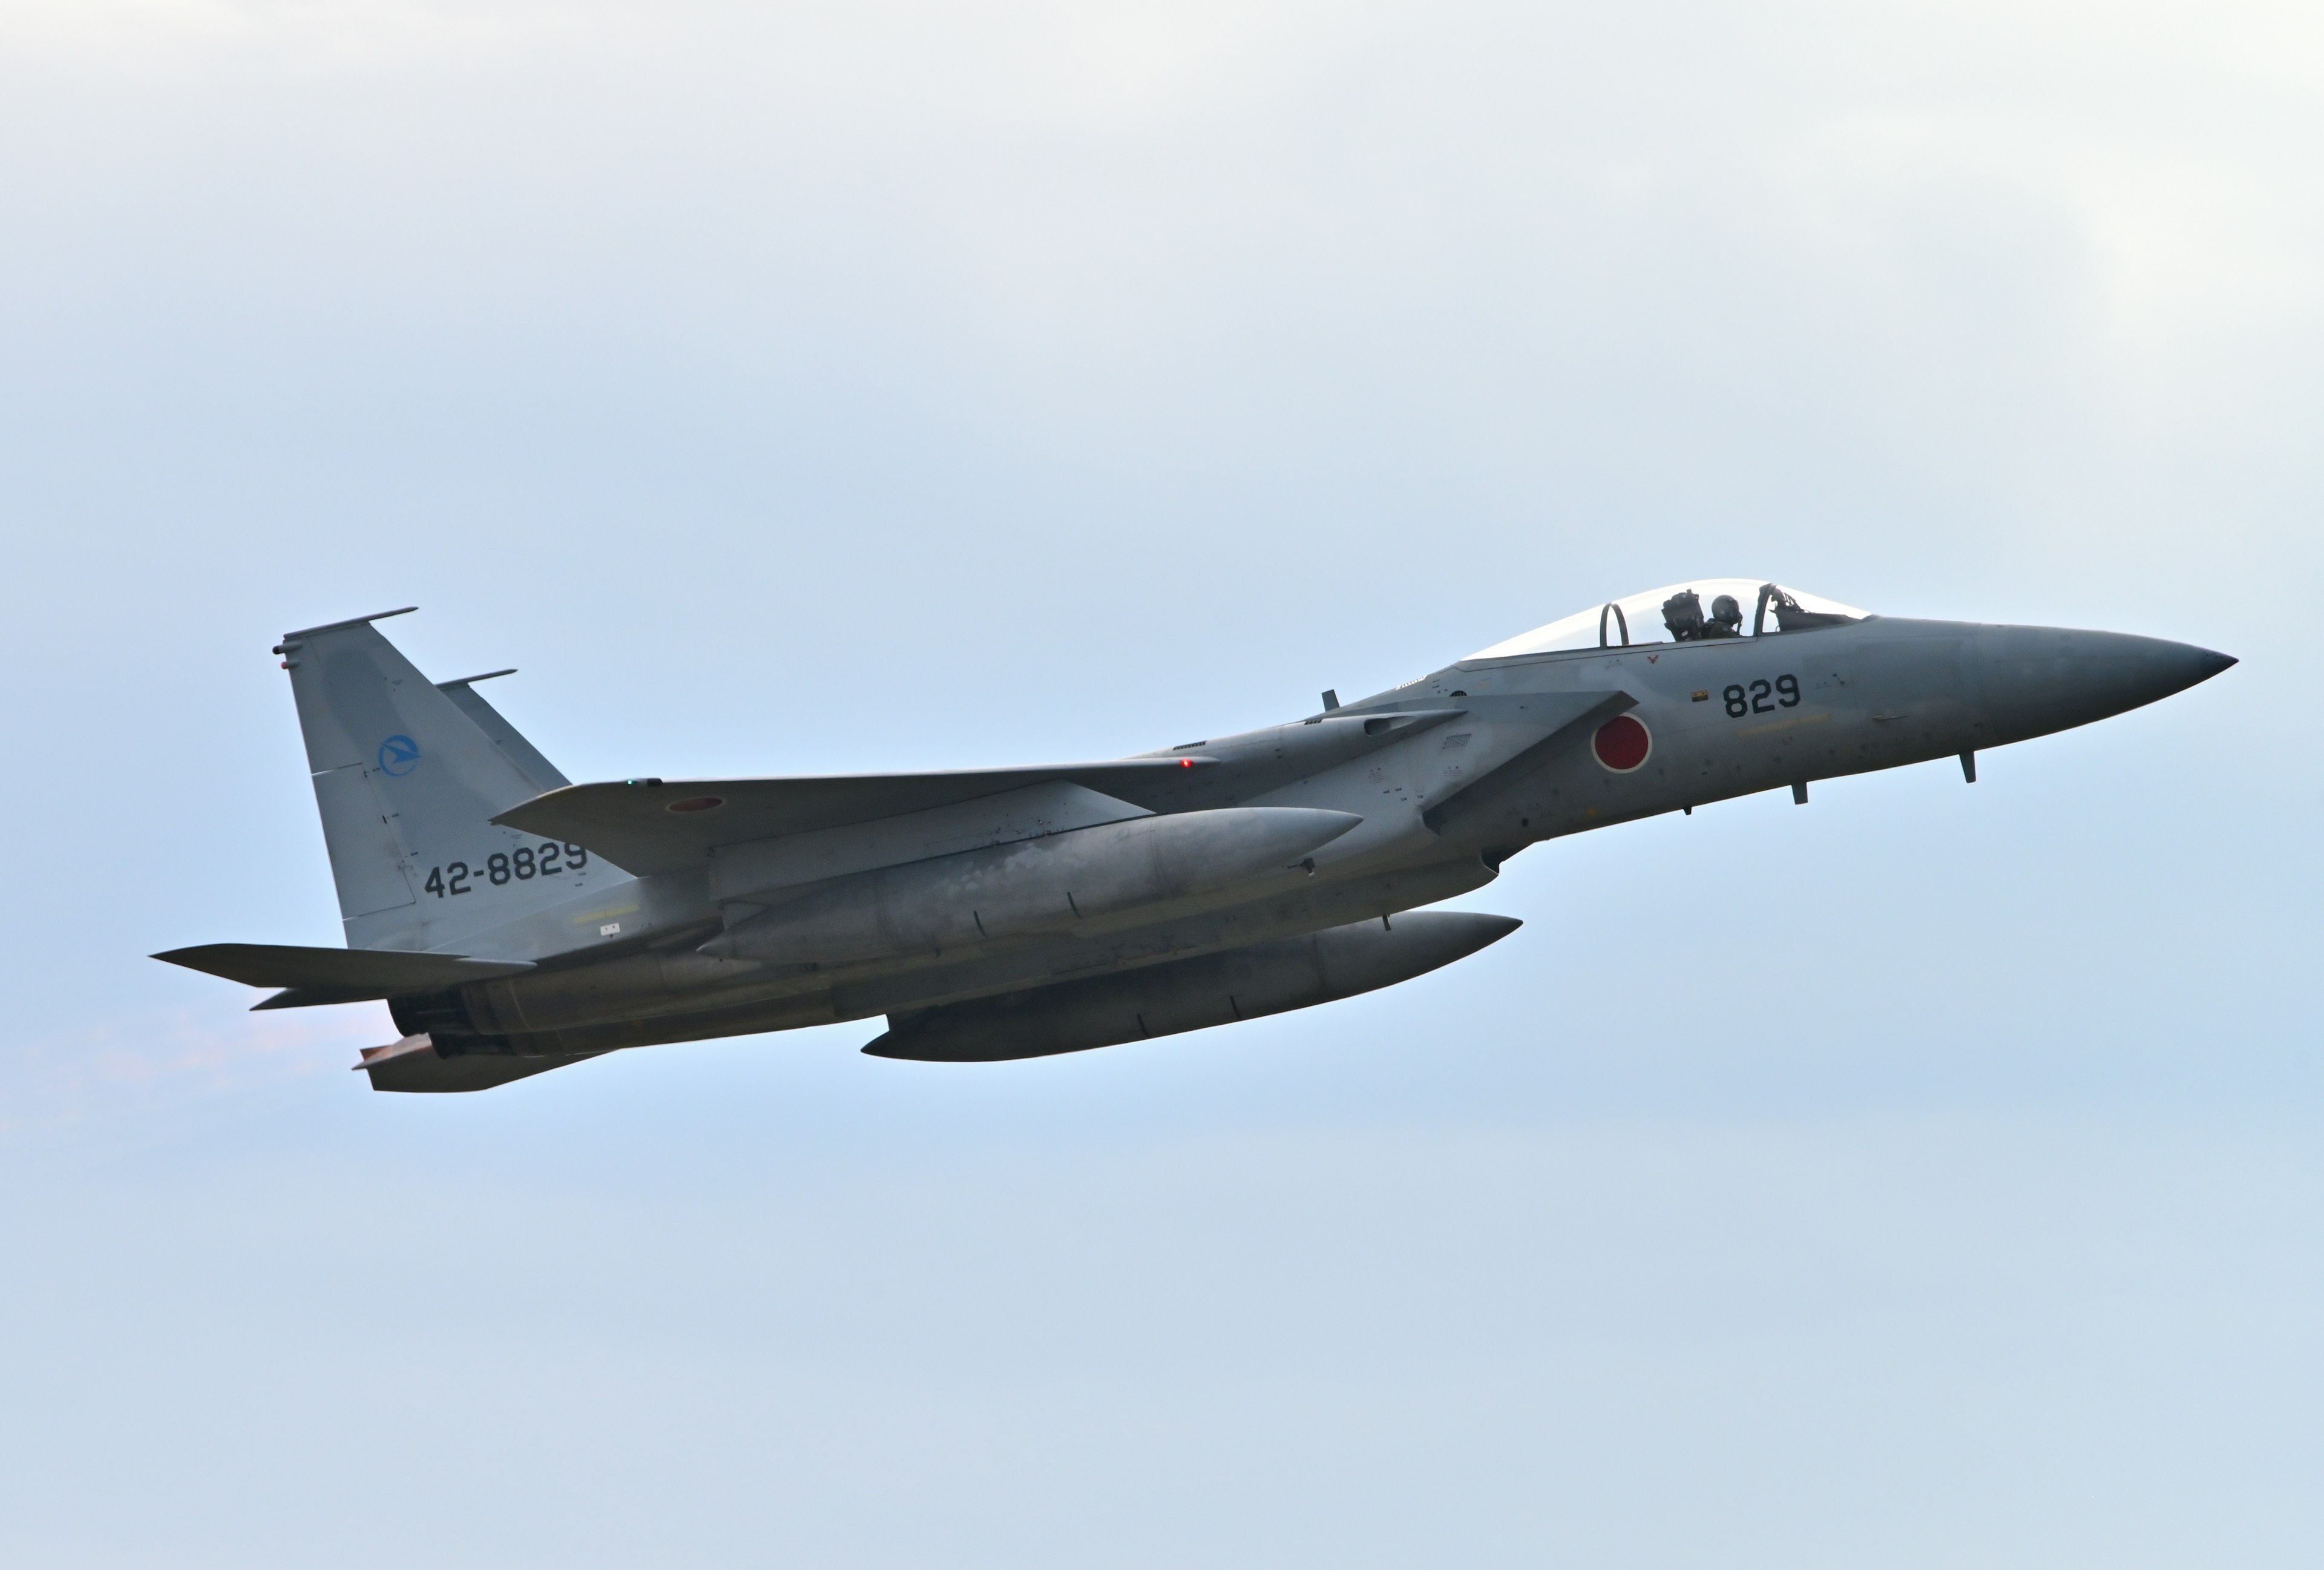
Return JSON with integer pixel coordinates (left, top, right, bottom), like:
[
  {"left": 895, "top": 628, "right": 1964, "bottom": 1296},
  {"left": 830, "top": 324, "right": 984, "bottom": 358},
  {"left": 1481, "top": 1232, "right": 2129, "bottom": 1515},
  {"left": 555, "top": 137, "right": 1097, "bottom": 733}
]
[{"left": 156, "top": 582, "right": 2233, "bottom": 1091}]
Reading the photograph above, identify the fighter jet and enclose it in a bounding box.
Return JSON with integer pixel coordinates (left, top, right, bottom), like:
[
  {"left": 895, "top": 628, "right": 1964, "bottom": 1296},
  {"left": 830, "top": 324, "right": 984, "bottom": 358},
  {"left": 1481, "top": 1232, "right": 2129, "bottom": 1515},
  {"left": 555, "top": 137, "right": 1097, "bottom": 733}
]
[{"left": 154, "top": 582, "right": 2233, "bottom": 1091}]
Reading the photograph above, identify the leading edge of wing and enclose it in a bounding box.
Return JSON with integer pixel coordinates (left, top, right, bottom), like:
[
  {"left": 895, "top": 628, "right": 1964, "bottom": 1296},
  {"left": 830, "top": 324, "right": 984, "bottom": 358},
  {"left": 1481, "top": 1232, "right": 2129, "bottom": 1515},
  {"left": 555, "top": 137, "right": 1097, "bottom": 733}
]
[{"left": 490, "top": 758, "right": 1221, "bottom": 875}]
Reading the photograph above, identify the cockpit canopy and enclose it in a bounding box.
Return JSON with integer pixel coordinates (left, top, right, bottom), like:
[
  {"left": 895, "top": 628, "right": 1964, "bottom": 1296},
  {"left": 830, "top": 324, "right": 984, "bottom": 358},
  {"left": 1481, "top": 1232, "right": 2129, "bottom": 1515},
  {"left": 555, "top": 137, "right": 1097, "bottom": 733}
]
[{"left": 1467, "top": 579, "right": 1869, "bottom": 661}]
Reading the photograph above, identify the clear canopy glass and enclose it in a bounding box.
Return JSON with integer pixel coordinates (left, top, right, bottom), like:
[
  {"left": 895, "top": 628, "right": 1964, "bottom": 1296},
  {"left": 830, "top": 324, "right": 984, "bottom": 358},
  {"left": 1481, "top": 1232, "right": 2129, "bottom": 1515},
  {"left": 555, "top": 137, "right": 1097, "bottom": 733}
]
[{"left": 1466, "top": 580, "right": 1869, "bottom": 661}]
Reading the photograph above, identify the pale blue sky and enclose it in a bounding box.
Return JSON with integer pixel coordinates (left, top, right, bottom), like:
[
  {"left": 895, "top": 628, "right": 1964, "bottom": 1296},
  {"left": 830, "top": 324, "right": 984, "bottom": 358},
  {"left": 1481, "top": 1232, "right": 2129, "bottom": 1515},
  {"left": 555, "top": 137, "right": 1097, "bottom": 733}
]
[{"left": 1, "top": 3, "right": 2317, "bottom": 1565}]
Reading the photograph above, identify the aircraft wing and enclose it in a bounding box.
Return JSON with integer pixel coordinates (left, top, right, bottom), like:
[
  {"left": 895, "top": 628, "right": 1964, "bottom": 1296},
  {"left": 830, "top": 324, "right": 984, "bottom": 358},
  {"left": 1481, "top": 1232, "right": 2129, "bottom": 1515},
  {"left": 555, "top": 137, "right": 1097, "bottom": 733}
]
[{"left": 491, "top": 758, "right": 1219, "bottom": 875}]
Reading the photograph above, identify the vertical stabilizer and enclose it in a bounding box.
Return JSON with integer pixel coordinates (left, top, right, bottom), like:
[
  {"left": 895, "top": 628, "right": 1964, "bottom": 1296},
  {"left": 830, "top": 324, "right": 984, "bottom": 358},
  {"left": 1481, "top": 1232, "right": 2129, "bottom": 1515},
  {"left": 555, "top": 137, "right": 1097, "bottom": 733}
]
[
  {"left": 274, "top": 610, "right": 624, "bottom": 953},
  {"left": 436, "top": 670, "right": 571, "bottom": 792}
]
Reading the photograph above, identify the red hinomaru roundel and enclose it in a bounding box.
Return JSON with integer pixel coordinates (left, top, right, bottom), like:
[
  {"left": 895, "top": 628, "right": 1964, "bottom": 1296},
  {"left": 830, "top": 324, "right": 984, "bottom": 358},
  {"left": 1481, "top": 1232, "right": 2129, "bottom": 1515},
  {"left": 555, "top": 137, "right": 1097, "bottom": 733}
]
[{"left": 1592, "top": 714, "right": 1651, "bottom": 772}]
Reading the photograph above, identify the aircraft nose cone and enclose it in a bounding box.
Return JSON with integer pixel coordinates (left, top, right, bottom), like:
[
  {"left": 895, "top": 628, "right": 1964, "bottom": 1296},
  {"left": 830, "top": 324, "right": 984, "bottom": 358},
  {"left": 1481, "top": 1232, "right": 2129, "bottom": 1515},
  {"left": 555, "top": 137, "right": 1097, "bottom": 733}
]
[
  {"left": 1979, "top": 627, "right": 2236, "bottom": 741},
  {"left": 2183, "top": 645, "right": 2239, "bottom": 685},
  {"left": 2103, "top": 635, "right": 2237, "bottom": 704}
]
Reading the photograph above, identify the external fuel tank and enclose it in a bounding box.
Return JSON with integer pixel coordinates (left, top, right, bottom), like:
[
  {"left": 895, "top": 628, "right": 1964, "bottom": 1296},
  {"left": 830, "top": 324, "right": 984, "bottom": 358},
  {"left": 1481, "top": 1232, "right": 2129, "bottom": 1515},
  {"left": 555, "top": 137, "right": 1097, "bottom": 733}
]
[{"left": 864, "top": 910, "right": 1521, "bottom": 1062}]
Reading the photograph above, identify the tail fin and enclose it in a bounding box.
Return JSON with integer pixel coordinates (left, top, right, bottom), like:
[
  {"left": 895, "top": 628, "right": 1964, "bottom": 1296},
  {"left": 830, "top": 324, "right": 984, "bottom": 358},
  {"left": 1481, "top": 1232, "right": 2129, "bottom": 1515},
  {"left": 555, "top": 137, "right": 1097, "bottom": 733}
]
[
  {"left": 435, "top": 669, "right": 570, "bottom": 792},
  {"left": 274, "top": 609, "right": 621, "bottom": 953}
]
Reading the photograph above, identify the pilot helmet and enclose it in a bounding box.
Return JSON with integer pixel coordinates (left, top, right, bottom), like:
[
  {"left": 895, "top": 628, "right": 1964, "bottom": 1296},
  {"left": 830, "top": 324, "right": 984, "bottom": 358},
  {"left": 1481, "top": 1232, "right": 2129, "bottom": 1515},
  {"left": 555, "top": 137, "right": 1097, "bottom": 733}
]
[{"left": 1661, "top": 590, "right": 1705, "bottom": 639}]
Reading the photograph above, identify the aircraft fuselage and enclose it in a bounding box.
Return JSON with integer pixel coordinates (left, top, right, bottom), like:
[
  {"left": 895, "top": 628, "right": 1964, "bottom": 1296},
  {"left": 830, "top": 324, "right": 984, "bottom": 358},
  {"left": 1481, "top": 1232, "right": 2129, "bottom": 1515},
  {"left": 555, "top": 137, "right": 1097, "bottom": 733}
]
[{"left": 382, "top": 616, "right": 2227, "bottom": 1064}]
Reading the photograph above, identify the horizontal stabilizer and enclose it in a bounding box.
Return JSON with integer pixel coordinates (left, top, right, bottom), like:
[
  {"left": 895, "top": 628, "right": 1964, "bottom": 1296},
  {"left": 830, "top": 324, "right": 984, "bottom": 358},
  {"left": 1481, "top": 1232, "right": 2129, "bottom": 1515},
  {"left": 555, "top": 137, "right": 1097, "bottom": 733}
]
[
  {"left": 492, "top": 759, "right": 1221, "bottom": 875},
  {"left": 353, "top": 1033, "right": 602, "bottom": 1093},
  {"left": 251, "top": 985, "right": 384, "bottom": 1011},
  {"left": 152, "top": 942, "right": 535, "bottom": 997}
]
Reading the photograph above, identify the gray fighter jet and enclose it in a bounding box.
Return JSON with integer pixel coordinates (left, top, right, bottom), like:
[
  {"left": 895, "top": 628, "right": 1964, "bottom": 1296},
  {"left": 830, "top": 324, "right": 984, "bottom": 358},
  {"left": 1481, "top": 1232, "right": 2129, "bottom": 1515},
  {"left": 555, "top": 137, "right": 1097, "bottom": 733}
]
[{"left": 155, "top": 581, "right": 2233, "bottom": 1091}]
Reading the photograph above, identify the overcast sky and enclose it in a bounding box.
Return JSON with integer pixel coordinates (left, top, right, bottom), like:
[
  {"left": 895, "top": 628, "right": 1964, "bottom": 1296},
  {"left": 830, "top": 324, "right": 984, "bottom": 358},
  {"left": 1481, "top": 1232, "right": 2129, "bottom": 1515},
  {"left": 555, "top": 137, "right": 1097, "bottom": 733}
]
[{"left": 1, "top": 2, "right": 2317, "bottom": 1565}]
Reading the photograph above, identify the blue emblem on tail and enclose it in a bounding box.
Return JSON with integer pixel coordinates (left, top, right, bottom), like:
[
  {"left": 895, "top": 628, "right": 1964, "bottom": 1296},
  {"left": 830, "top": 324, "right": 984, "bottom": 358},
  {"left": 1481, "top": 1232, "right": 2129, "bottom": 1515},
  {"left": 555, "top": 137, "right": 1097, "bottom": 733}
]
[{"left": 377, "top": 734, "right": 421, "bottom": 777}]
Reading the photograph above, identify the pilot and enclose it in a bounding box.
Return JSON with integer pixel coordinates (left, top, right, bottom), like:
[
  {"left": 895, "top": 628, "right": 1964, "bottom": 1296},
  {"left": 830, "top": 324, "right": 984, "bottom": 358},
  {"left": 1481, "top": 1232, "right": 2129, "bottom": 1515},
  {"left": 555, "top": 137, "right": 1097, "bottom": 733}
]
[{"left": 1702, "top": 594, "right": 1744, "bottom": 638}]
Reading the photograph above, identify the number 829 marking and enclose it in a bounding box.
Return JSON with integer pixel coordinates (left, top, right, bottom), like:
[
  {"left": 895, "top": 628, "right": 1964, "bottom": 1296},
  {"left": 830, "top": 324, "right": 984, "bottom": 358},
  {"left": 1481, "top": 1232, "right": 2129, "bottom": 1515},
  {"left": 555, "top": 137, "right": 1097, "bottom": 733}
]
[{"left": 1724, "top": 675, "right": 1800, "bottom": 717}]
